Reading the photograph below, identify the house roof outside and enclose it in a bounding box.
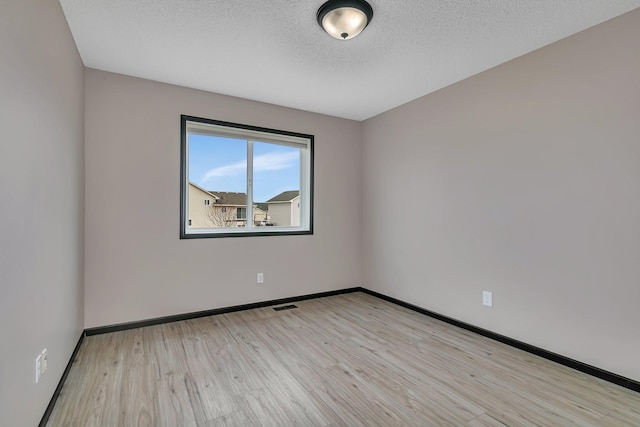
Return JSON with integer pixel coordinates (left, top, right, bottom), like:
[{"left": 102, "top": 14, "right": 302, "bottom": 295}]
[
  {"left": 189, "top": 183, "right": 274, "bottom": 209},
  {"left": 208, "top": 191, "right": 247, "bottom": 206},
  {"left": 267, "top": 190, "right": 300, "bottom": 203}
]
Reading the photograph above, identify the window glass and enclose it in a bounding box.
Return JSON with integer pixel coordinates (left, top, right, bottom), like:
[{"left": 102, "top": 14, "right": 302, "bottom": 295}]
[{"left": 253, "top": 141, "right": 301, "bottom": 227}]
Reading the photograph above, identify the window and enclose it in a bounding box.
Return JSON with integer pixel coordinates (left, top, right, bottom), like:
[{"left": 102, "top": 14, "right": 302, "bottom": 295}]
[{"left": 181, "top": 115, "right": 313, "bottom": 238}]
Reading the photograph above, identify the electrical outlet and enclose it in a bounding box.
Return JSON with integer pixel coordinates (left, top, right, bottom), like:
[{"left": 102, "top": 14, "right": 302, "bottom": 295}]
[
  {"left": 41, "top": 348, "right": 48, "bottom": 374},
  {"left": 482, "top": 291, "right": 493, "bottom": 307},
  {"left": 35, "top": 354, "right": 42, "bottom": 383},
  {"left": 257, "top": 272, "right": 264, "bottom": 284}
]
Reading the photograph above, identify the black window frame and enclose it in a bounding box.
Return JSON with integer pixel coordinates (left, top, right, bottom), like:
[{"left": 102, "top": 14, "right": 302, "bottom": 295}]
[{"left": 180, "top": 115, "right": 314, "bottom": 239}]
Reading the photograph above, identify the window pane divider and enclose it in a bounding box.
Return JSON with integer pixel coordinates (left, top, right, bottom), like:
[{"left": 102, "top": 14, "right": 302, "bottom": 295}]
[{"left": 247, "top": 140, "right": 254, "bottom": 229}]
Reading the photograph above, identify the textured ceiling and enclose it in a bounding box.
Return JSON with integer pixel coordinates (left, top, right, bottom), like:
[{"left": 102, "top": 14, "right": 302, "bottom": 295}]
[{"left": 59, "top": 1, "right": 640, "bottom": 121}]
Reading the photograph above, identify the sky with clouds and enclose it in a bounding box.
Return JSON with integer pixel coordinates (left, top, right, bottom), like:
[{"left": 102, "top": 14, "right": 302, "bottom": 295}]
[{"left": 189, "top": 135, "right": 300, "bottom": 202}]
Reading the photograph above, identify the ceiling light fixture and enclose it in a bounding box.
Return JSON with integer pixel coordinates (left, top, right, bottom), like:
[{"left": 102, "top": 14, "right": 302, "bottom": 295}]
[{"left": 317, "top": 0, "right": 374, "bottom": 41}]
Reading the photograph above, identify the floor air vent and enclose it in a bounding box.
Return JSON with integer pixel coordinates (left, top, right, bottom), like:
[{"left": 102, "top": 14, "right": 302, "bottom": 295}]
[{"left": 273, "top": 304, "right": 298, "bottom": 311}]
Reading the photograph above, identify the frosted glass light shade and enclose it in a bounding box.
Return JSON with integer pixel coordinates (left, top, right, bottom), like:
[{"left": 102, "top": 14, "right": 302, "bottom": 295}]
[{"left": 317, "top": 0, "right": 373, "bottom": 40}]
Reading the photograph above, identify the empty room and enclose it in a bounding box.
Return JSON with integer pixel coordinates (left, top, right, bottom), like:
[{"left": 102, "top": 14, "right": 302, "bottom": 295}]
[{"left": 2, "top": 1, "right": 640, "bottom": 425}]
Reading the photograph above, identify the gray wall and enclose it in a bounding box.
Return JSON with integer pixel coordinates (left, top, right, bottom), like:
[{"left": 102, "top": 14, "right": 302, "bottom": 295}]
[
  {"left": 0, "top": 1, "right": 85, "bottom": 425},
  {"left": 363, "top": 9, "right": 640, "bottom": 382},
  {"left": 84, "top": 69, "right": 363, "bottom": 328}
]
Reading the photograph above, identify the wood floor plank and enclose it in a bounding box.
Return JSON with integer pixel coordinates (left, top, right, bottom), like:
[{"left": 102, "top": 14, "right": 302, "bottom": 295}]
[
  {"left": 47, "top": 292, "right": 640, "bottom": 426},
  {"left": 204, "top": 410, "right": 249, "bottom": 427},
  {"left": 466, "top": 413, "right": 509, "bottom": 426}
]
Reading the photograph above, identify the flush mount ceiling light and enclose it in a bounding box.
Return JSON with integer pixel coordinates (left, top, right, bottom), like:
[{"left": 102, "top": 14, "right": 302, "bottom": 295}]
[{"left": 317, "top": 0, "right": 374, "bottom": 40}]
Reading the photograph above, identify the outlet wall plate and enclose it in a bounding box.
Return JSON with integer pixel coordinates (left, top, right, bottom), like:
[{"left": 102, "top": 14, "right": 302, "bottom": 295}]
[
  {"left": 35, "top": 354, "right": 42, "bottom": 383},
  {"left": 257, "top": 272, "right": 264, "bottom": 283},
  {"left": 482, "top": 291, "right": 493, "bottom": 307},
  {"left": 42, "top": 348, "right": 48, "bottom": 373}
]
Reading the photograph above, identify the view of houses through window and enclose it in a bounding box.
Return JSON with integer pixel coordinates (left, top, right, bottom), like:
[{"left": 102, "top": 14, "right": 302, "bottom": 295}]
[
  {"left": 181, "top": 116, "right": 312, "bottom": 237},
  {"left": 187, "top": 183, "right": 300, "bottom": 229}
]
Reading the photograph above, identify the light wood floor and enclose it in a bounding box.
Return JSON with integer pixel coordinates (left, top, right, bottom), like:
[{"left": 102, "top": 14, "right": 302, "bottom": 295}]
[{"left": 47, "top": 292, "right": 640, "bottom": 426}]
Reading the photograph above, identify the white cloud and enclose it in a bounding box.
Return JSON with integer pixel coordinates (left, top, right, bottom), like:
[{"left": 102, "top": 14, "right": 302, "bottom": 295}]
[
  {"left": 254, "top": 151, "right": 298, "bottom": 173},
  {"left": 200, "top": 151, "right": 298, "bottom": 183},
  {"left": 201, "top": 160, "right": 246, "bottom": 181}
]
